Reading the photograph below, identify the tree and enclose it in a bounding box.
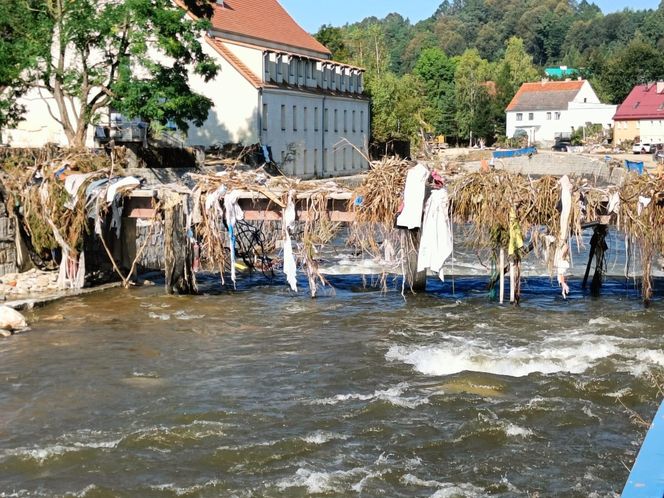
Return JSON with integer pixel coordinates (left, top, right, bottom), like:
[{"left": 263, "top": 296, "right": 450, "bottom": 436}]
[
  {"left": 454, "top": 48, "right": 493, "bottom": 142},
  {"left": 367, "top": 72, "right": 433, "bottom": 145},
  {"left": 11, "top": 0, "right": 219, "bottom": 147},
  {"left": 599, "top": 38, "right": 664, "bottom": 103},
  {"left": 0, "top": 0, "right": 49, "bottom": 129},
  {"left": 413, "top": 47, "right": 457, "bottom": 137},
  {"left": 314, "top": 25, "right": 350, "bottom": 62}
]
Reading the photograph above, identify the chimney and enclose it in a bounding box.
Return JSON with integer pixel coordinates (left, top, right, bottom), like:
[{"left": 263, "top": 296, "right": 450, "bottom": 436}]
[{"left": 658, "top": 81, "right": 664, "bottom": 94}]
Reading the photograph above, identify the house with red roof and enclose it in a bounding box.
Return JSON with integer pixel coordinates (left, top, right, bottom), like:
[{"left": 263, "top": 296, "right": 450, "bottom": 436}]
[
  {"left": 506, "top": 79, "right": 616, "bottom": 147},
  {"left": 3, "top": 0, "right": 369, "bottom": 178},
  {"left": 613, "top": 82, "right": 664, "bottom": 146}
]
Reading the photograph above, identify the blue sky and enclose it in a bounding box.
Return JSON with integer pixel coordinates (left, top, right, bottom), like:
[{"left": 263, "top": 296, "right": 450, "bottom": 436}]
[{"left": 279, "top": 0, "right": 661, "bottom": 33}]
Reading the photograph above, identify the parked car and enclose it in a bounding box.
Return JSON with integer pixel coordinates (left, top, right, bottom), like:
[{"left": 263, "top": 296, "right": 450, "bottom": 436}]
[
  {"left": 551, "top": 141, "right": 570, "bottom": 152},
  {"left": 633, "top": 142, "right": 655, "bottom": 154}
]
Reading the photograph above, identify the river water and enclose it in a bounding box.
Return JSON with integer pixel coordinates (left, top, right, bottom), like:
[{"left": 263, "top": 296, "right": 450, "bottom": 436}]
[{"left": 1, "top": 232, "right": 663, "bottom": 497}]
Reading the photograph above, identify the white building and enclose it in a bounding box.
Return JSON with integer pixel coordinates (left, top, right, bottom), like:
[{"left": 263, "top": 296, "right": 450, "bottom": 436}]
[
  {"left": 2, "top": 0, "right": 370, "bottom": 178},
  {"left": 505, "top": 80, "right": 616, "bottom": 146}
]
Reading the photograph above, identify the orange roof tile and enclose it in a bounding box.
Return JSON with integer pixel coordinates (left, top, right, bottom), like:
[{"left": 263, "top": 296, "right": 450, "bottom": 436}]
[
  {"left": 209, "top": 0, "right": 331, "bottom": 57},
  {"left": 506, "top": 80, "right": 585, "bottom": 112}
]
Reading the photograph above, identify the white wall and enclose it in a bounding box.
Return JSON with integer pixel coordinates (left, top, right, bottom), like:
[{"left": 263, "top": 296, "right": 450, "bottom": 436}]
[
  {"left": 186, "top": 40, "right": 259, "bottom": 147},
  {"left": 261, "top": 89, "right": 369, "bottom": 178},
  {"left": 637, "top": 119, "right": 664, "bottom": 144},
  {"left": 223, "top": 41, "right": 264, "bottom": 79},
  {"left": 571, "top": 81, "right": 601, "bottom": 104}
]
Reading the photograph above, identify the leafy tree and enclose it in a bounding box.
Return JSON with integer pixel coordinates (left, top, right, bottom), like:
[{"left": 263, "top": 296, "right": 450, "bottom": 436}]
[
  {"left": 413, "top": 48, "right": 457, "bottom": 137},
  {"left": 0, "top": 0, "right": 49, "bottom": 129},
  {"left": 314, "top": 25, "right": 350, "bottom": 62},
  {"left": 367, "top": 72, "right": 433, "bottom": 144},
  {"left": 9, "top": 0, "right": 219, "bottom": 147},
  {"left": 454, "top": 49, "right": 493, "bottom": 142},
  {"left": 599, "top": 38, "right": 664, "bottom": 103}
]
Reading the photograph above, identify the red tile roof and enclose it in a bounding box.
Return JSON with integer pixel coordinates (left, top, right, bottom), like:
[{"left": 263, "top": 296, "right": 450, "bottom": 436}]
[
  {"left": 506, "top": 80, "right": 585, "bottom": 112},
  {"left": 209, "top": 0, "right": 331, "bottom": 57},
  {"left": 613, "top": 83, "right": 664, "bottom": 120}
]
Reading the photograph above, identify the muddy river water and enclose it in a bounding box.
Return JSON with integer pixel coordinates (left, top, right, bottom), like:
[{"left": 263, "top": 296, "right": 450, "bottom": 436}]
[{"left": 1, "top": 234, "right": 663, "bottom": 497}]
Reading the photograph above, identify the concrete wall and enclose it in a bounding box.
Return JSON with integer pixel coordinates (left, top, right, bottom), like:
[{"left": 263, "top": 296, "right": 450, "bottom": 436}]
[{"left": 464, "top": 151, "right": 626, "bottom": 184}]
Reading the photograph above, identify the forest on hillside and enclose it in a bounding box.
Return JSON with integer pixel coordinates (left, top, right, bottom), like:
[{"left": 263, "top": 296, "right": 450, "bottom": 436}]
[{"left": 315, "top": 0, "right": 664, "bottom": 146}]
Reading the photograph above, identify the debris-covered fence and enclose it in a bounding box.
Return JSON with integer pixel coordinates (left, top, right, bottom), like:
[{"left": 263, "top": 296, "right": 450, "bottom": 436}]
[{"left": 1, "top": 147, "right": 664, "bottom": 303}]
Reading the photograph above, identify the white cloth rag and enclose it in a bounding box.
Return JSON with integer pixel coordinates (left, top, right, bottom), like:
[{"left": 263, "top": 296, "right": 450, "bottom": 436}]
[
  {"left": 555, "top": 175, "right": 572, "bottom": 298},
  {"left": 224, "top": 190, "right": 244, "bottom": 286},
  {"left": 396, "top": 163, "right": 429, "bottom": 229},
  {"left": 417, "top": 188, "right": 453, "bottom": 281},
  {"left": 64, "top": 173, "right": 96, "bottom": 210},
  {"left": 105, "top": 177, "right": 140, "bottom": 204},
  {"left": 638, "top": 196, "right": 652, "bottom": 216},
  {"left": 282, "top": 191, "right": 298, "bottom": 292}
]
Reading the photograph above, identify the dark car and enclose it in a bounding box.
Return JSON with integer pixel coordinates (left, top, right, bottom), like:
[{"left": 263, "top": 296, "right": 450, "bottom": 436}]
[{"left": 551, "top": 141, "right": 570, "bottom": 152}]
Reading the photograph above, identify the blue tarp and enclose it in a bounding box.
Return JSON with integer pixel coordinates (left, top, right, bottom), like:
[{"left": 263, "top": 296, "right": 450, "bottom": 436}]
[
  {"left": 492, "top": 147, "right": 537, "bottom": 159},
  {"left": 622, "top": 399, "right": 664, "bottom": 497},
  {"left": 625, "top": 160, "right": 644, "bottom": 174}
]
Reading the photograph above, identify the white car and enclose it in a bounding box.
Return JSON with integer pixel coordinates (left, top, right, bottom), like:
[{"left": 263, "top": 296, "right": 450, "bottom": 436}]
[{"left": 633, "top": 142, "right": 655, "bottom": 154}]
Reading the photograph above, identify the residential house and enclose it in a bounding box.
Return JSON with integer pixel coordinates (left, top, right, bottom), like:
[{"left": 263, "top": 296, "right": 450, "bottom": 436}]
[
  {"left": 2, "top": 0, "right": 370, "bottom": 178},
  {"left": 505, "top": 80, "right": 616, "bottom": 146},
  {"left": 613, "top": 82, "right": 664, "bottom": 146}
]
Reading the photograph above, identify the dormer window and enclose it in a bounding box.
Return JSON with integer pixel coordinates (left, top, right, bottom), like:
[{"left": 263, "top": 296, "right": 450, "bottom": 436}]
[{"left": 634, "top": 101, "right": 641, "bottom": 109}]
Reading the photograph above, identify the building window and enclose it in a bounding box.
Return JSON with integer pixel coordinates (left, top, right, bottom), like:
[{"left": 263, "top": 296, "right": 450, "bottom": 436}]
[
  {"left": 352, "top": 110, "right": 356, "bottom": 132},
  {"left": 314, "top": 107, "right": 319, "bottom": 132},
  {"left": 314, "top": 148, "right": 318, "bottom": 171},
  {"left": 303, "top": 107, "right": 308, "bottom": 132},
  {"left": 303, "top": 148, "right": 308, "bottom": 172},
  {"left": 334, "top": 148, "right": 338, "bottom": 171},
  {"left": 324, "top": 108, "right": 329, "bottom": 132},
  {"left": 546, "top": 112, "right": 551, "bottom": 120},
  {"left": 262, "top": 104, "right": 268, "bottom": 131},
  {"left": 281, "top": 105, "right": 286, "bottom": 131},
  {"left": 292, "top": 105, "right": 297, "bottom": 131},
  {"left": 343, "top": 148, "right": 347, "bottom": 170},
  {"left": 554, "top": 112, "right": 561, "bottom": 120},
  {"left": 360, "top": 111, "right": 364, "bottom": 132},
  {"left": 528, "top": 112, "right": 534, "bottom": 121},
  {"left": 334, "top": 109, "right": 338, "bottom": 132},
  {"left": 343, "top": 110, "right": 348, "bottom": 133},
  {"left": 516, "top": 113, "right": 523, "bottom": 121},
  {"left": 323, "top": 148, "right": 328, "bottom": 172}
]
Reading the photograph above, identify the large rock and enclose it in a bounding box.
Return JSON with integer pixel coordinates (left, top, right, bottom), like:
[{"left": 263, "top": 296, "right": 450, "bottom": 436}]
[{"left": 0, "top": 305, "right": 28, "bottom": 332}]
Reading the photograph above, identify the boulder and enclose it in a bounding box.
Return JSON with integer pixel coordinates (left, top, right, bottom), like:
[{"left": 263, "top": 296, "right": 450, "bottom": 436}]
[{"left": 0, "top": 305, "right": 28, "bottom": 332}]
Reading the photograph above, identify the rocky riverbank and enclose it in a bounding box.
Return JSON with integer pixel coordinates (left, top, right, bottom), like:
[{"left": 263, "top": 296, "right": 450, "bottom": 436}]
[{"left": 0, "top": 268, "right": 60, "bottom": 300}]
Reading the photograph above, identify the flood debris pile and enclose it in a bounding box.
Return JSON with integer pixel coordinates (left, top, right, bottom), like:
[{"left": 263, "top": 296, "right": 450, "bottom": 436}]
[
  {"left": 0, "top": 147, "right": 145, "bottom": 293},
  {"left": 2, "top": 147, "right": 664, "bottom": 303}
]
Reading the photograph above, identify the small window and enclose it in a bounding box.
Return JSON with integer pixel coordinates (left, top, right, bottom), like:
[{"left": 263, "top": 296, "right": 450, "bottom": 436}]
[
  {"left": 343, "top": 110, "right": 348, "bottom": 133},
  {"left": 314, "top": 107, "right": 319, "bottom": 132},
  {"left": 528, "top": 112, "right": 534, "bottom": 121},
  {"left": 343, "top": 147, "right": 347, "bottom": 170},
  {"left": 303, "top": 148, "right": 307, "bottom": 172},
  {"left": 546, "top": 112, "right": 551, "bottom": 120},
  {"left": 262, "top": 104, "right": 268, "bottom": 131},
  {"left": 281, "top": 105, "right": 286, "bottom": 131},
  {"left": 360, "top": 111, "right": 364, "bottom": 132},
  {"left": 334, "top": 109, "right": 338, "bottom": 132},
  {"left": 658, "top": 102, "right": 664, "bottom": 111},
  {"left": 314, "top": 148, "right": 318, "bottom": 170},
  {"left": 292, "top": 105, "right": 297, "bottom": 131},
  {"left": 352, "top": 110, "right": 356, "bottom": 132},
  {"left": 554, "top": 112, "right": 561, "bottom": 120},
  {"left": 583, "top": 97, "right": 587, "bottom": 103},
  {"left": 516, "top": 113, "right": 523, "bottom": 121},
  {"left": 634, "top": 101, "right": 641, "bottom": 109},
  {"left": 303, "top": 107, "right": 308, "bottom": 132},
  {"left": 324, "top": 108, "right": 329, "bottom": 132}
]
